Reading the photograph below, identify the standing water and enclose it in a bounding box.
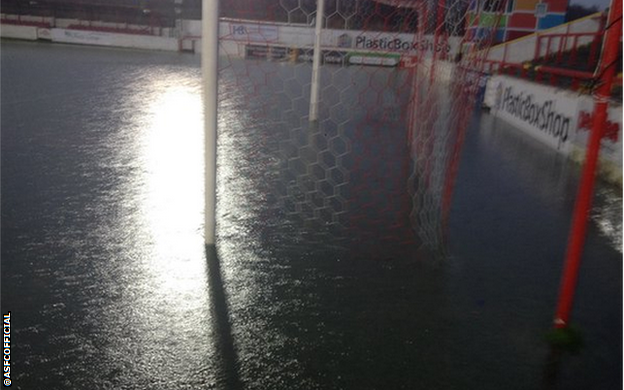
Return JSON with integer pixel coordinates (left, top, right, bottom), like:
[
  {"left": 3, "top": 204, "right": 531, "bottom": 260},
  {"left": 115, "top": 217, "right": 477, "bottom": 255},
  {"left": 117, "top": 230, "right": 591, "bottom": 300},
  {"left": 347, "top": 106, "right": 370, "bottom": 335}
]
[{"left": 1, "top": 40, "right": 621, "bottom": 389}]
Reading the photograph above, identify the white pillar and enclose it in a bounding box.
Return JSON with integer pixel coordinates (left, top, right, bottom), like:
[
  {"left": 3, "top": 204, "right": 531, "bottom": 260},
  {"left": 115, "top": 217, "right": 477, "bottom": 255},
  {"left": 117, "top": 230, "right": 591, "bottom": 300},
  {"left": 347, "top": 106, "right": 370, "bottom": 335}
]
[
  {"left": 309, "top": 0, "right": 325, "bottom": 122},
  {"left": 203, "top": 0, "right": 219, "bottom": 245}
]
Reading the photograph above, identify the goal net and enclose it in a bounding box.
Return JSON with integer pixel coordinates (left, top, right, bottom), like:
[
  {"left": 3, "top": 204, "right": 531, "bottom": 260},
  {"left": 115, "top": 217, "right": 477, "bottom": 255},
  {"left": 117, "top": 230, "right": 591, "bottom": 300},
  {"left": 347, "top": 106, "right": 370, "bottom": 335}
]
[{"left": 212, "top": 0, "right": 503, "bottom": 259}]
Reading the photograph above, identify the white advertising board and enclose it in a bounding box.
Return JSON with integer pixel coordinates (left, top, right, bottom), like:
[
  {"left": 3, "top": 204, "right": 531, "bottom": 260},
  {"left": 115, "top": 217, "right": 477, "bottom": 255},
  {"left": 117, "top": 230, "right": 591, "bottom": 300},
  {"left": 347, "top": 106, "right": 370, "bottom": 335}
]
[
  {"left": 51, "top": 29, "right": 113, "bottom": 45},
  {"left": 487, "top": 75, "right": 578, "bottom": 154},
  {"left": 331, "top": 32, "right": 461, "bottom": 58},
  {"left": 485, "top": 75, "right": 622, "bottom": 183},
  {"left": 218, "top": 19, "right": 461, "bottom": 58},
  {"left": 37, "top": 28, "right": 52, "bottom": 40},
  {"left": 228, "top": 22, "right": 279, "bottom": 42},
  {"left": 576, "top": 96, "right": 622, "bottom": 178},
  {"left": 50, "top": 29, "right": 178, "bottom": 51},
  {"left": 0, "top": 24, "right": 38, "bottom": 40}
]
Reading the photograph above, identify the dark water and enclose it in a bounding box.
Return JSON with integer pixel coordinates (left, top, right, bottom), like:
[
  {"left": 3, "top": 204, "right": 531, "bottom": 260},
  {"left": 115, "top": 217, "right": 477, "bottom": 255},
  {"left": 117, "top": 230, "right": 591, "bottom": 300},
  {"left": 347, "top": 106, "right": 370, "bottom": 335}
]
[{"left": 2, "top": 40, "right": 621, "bottom": 389}]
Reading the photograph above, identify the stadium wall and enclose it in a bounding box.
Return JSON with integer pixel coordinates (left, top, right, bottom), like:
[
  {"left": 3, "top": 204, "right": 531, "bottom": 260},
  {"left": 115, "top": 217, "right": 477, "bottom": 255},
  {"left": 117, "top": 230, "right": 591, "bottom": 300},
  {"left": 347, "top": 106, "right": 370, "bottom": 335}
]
[
  {"left": 484, "top": 75, "right": 622, "bottom": 185},
  {"left": 49, "top": 28, "right": 178, "bottom": 51},
  {"left": 1, "top": 15, "right": 462, "bottom": 63},
  {"left": 0, "top": 24, "right": 39, "bottom": 40}
]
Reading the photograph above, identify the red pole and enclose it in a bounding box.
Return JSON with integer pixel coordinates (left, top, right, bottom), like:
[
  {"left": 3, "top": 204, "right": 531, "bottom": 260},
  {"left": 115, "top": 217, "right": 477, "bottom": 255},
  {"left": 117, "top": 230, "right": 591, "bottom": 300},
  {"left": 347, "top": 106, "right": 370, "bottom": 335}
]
[{"left": 553, "top": 0, "right": 622, "bottom": 329}]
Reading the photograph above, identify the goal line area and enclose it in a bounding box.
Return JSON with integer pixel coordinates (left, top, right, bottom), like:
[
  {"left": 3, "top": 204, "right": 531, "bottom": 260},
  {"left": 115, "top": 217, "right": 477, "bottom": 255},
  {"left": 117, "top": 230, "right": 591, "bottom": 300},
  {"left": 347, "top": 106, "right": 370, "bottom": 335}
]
[{"left": 205, "top": 0, "right": 504, "bottom": 257}]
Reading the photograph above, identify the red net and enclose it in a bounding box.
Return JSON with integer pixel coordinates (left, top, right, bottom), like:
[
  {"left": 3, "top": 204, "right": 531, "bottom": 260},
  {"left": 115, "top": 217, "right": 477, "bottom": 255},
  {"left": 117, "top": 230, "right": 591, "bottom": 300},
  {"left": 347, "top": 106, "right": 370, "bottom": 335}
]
[{"left": 216, "top": 0, "right": 503, "bottom": 259}]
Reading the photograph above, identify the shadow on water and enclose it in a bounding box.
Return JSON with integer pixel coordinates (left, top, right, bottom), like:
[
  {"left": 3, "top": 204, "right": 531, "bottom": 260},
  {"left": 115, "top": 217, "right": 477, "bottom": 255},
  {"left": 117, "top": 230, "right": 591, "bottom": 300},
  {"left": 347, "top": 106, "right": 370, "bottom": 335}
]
[{"left": 205, "top": 245, "right": 243, "bottom": 390}]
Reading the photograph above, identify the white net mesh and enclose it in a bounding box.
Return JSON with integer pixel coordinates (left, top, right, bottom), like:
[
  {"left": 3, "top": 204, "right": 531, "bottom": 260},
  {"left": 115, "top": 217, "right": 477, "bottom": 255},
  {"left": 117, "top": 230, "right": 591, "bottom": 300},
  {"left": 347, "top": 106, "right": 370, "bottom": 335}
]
[{"left": 216, "top": 0, "right": 503, "bottom": 258}]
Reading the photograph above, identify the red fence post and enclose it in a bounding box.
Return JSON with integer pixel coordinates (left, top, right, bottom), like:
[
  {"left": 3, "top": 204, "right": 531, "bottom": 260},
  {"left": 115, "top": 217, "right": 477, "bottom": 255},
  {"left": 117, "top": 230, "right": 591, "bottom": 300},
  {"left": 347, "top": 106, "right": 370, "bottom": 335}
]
[
  {"left": 571, "top": 36, "right": 579, "bottom": 65},
  {"left": 589, "top": 33, "right": 600, "bottom": 67},
  {"left": 546, "top": 36, "right": 552, "bottom": 59},
  {"left": 553, "top": 0, "right": 622, "bottom": 329},
  {"left": 503, "top": 43, "right": 509, "bottom": 64},
  {"left": 557, "top": 34, "right": 565, "bottom": 64}
]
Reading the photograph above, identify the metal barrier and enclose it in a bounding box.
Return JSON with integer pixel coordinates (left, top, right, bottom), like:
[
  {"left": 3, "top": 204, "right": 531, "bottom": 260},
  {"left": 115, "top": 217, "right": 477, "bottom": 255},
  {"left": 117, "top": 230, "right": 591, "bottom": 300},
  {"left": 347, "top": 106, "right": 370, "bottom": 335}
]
[{"left": 481, "top": 19, "right": 622, "bottom": 95}]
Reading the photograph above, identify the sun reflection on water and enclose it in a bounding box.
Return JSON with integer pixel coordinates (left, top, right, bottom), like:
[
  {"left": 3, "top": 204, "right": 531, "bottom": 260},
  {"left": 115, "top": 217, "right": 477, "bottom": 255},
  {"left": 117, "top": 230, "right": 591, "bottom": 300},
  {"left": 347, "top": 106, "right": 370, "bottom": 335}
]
[
  {"left": 97, "top": 72, "right": 216, "bottom": 386},
  {"left": 139, "top": 81, "right": 206, "bottom": 297}
]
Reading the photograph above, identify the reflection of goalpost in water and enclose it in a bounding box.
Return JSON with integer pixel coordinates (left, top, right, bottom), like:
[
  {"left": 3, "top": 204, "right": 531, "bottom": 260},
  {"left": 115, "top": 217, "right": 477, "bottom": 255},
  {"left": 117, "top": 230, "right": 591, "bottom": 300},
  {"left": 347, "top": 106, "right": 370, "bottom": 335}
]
[{"left": 203, "top": 0, "right": 501, "bottom": 256}]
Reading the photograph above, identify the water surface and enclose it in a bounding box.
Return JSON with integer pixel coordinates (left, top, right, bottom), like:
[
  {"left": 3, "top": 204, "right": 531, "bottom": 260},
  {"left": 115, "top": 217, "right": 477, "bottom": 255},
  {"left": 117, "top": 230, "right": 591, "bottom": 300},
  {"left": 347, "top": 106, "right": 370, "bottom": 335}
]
[{"left": 1, "top": 40, "right": 621, "bottom": 389}]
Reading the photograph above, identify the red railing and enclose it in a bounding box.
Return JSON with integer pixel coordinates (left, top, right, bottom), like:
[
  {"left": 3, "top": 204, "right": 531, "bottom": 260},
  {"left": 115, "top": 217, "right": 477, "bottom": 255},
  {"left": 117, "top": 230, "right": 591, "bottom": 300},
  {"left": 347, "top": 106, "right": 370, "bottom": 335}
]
[
  {"left": 481, "top": 13, "right": 622, "bottom": 95},
  {"left": 0, "top": 17, "right": 51, "bottom": 28},
  {"left": 535, "top": 32, "right": 604, "bottom": 69},
  {"left": 534, "top": 13, "right": 607, "bottom": 68},
  {"left": 483, "top": 59, "right": 622, "bottom": 92}
]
